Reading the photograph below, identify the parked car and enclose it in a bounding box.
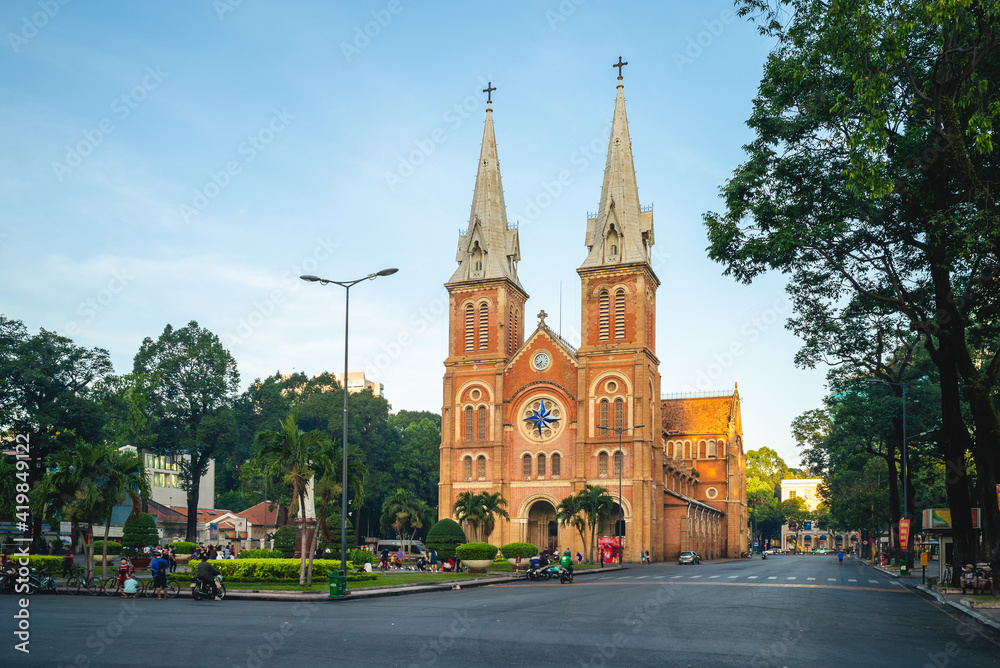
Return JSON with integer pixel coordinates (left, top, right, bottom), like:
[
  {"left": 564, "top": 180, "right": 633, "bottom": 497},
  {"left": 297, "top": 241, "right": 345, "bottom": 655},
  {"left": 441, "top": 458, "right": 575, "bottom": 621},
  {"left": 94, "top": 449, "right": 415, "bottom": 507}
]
[{"left": 678, "top": 551, "right": 701, "bottom": 565}]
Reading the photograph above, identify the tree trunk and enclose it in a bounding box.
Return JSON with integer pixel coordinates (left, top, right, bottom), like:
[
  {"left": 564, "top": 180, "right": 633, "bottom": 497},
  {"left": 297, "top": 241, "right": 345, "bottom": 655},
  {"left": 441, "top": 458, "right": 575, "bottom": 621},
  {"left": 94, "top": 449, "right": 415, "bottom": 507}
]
[
  {"left": 305, "top": 522, "right": 319, "bottom": 586},
  {"left": 964, "top": 386, "right": 1000, "bottom": 572},
  {"left": 85, "top": 522, "right": 95, "bottom": 580},
  {"left": 186, "top": 464, "right": 201, "bottom": 543},
  {"left": 101, "top": 519, "right": 111, "bottom": 580},
  {"left": 298, "top": 492, "right": 308, "bottom": 586}
]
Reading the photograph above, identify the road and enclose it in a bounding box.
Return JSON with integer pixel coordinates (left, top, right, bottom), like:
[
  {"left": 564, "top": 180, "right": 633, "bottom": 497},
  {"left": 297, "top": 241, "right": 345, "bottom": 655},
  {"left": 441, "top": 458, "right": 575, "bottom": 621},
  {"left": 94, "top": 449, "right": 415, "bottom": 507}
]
[{"left": 4, "top": 555, "right": 998, "bottom": 667}]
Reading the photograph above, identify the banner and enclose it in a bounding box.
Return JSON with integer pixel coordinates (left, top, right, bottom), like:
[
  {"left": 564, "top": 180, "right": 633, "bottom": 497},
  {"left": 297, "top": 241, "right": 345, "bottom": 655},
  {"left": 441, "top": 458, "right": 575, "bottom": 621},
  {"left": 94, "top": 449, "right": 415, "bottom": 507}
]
[{"left": 899, "top": 519, "right": 911, "bottom": 552}]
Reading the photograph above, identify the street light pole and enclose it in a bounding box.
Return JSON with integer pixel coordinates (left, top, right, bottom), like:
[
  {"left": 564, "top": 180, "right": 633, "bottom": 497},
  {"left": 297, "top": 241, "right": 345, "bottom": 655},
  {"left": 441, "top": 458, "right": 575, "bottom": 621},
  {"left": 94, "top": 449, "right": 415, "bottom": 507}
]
[
  {"left": 596, "top": 423, "right": 643, "bottom": 564},
  {"left": 301, "top": 268, "right": 398, "bottom": 578}
]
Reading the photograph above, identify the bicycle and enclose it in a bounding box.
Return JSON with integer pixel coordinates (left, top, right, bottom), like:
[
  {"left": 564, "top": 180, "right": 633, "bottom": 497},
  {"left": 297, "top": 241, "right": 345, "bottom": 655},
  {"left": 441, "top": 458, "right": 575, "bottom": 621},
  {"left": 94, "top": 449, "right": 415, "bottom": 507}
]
[
  {"left": 140, "top": 577, "right": 179, "bottom": 599},
  {"left": 63, "top": 566, "right": 86, "bottom": 594},
  {"left": 27, "top": 568, "right": 58, "bottom": 594}
]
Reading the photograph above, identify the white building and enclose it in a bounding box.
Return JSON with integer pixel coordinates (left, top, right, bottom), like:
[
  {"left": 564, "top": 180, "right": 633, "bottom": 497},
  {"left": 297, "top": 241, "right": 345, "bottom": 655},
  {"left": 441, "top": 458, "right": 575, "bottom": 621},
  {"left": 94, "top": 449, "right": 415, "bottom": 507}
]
[
  {"left": 335, "top": 371, "right": 384, "bottom": 397},
  {"left": 779, "top": 478, "right": 859, "bottom": 553}
]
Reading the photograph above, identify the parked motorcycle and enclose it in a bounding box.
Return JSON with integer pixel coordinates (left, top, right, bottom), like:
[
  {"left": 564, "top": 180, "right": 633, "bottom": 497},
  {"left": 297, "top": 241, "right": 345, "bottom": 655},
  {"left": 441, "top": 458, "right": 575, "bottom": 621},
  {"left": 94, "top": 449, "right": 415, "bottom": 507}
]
[{"left": 190, "top": 574, "right": 225, "bottom": 600}]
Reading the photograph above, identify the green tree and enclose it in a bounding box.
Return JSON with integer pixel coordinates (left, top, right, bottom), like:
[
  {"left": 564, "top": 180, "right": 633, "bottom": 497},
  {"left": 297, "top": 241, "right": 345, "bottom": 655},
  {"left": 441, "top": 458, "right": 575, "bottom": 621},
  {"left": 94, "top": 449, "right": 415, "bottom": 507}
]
[
  {"left": 452, "top": 491, "right": 484, "bottom": 541},
  {"left": 380, "top": 488, "right": 426, "bottom": 556},
  {"left": 706, "top": 0, "right": 1000, "bottom": 572},
  {"left": 477, "top": 492, "right": 510, "bottom": 544},
  {"left": 133, "top": 321, "right": 240, "bottom": 543},
  {"left": 273, "top": 525, "right": 296, "bottom": 558},
  {"left": 745, "top": 447, "right": 792, "bottom": 496},
  {"left": 425, "top": 518, "right": 467, "bottom": 560},
  {"left": 96, "top": 448, "right": 150, "bottom": 577},
  {"left": 576, "top": 484, "right": 615, "bottom": 563},
  {"left": 555, "top": 494, "right": 587, "bottom": 557}
]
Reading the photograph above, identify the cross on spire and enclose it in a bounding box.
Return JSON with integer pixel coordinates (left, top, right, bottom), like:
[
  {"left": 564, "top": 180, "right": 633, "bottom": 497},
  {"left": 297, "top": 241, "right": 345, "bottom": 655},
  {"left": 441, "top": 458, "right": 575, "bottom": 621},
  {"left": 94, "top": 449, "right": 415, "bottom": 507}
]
[
  {"left": 538, "top": 309, "right": 548, "bottom": 325},
  {"left": 483, "top": 81, "right": 496, "bottom": 104},
  {"left": 613, "top": 56, "right": 628, "bottom": 79}
]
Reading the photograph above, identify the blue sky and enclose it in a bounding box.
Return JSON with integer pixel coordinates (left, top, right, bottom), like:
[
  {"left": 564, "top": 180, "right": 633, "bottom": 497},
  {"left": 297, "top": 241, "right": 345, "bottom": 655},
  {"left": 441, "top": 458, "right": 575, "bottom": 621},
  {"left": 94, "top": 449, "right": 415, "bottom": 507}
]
[{"left": 0, "top": 1, "right": 826, "bottom": 467}]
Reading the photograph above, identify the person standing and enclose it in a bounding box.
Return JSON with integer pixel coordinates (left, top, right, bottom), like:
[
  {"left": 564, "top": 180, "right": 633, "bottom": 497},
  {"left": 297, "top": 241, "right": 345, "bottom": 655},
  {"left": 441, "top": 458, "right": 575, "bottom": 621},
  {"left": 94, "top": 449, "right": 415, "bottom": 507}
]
[
  {"left": 167, "top": 547, "right": 177, "bottom": 573},
  {"left": 429, "top": 548, "right": 438, "bottom": 573},
  {"left": 61, "top": 545, "right": 74, "bottom": 578},
  {"left": 150, "top": 551, "right": 169, "bottom": 600},
  {"left": 116, "top": 557, "right": 134, "bottom": 598}
]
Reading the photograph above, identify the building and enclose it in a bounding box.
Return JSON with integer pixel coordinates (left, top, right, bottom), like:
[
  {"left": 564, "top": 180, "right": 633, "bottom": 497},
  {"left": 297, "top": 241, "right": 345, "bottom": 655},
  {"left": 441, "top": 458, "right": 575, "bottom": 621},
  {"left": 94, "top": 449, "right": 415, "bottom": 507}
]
[
  {"left": 438, "top": 66, "right": 747, "bottom": 562},
  {"left": 120, "top": 447, "right": 215, "bottom": 510},
  {"left": 778, "top": 478, "right": 858, "bottom": 553},
  {"left": 335, "top": 372, "right": 384, "bottom": 397}
]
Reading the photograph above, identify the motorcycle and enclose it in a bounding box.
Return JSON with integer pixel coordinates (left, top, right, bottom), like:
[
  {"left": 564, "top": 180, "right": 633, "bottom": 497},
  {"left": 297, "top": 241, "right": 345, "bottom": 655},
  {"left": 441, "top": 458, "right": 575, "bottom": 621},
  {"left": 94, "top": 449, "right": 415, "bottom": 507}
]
[
  {"left": 190, "top": 574, "right": 225, "bottom": 600},
  {"left": 761, "top": 552, "right": 767, "bottom": 560}
]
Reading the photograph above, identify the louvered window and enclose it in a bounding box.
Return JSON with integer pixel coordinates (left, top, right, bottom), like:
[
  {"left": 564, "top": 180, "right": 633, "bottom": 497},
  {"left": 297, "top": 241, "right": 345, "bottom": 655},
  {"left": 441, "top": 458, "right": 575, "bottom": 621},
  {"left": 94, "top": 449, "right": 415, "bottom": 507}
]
[
  {"left": 465, "top": 305, "right": 474, "bottom": 351},
  {"left": 598, "top": 452, "right": 608, "bottom": 478},
  {"left": 599, "top": 290, "right": 609, "bottom": 340},
  {"left": 537, "top": 453, "right": 546, "bottom": 478},
  {"left": 614, "top": 398, "right": 624, "bottom": 431},
  {"left": 507, "top": 306, "right": 514, "bottom": 354},
  {"left": 463, "top": 457, "right": 472, "bottom": 482},
  {"left": 513, "top": 308, "right": 519, "bottom": 352},
  {"left": 551, "top": 453, "right": 561, "bottom": 479},
  {"left": 477, "top": 455, "right": 486, "bottom": 481},
  {"left": 478, "top": 304, "right": 488, "bottom": 350},
  {"left": 522, "top": 454, "right": 532, "bottom": 480},
  {"left": 464, "top": 406, "right": 473, "bottom": 441},
  {"left": 477, "top": 406, "right": 487, "bottom": 441},
  {"left": 615, "top": 288, "right": 625, "bottom": 339}
]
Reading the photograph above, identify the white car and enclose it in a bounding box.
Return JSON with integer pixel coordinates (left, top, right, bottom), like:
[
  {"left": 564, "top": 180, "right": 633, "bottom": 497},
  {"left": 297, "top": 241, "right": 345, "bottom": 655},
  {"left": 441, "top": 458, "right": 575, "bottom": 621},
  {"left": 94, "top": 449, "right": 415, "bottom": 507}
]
[{"left": 678, "top": 551, "right": 701, "bottom": 564}]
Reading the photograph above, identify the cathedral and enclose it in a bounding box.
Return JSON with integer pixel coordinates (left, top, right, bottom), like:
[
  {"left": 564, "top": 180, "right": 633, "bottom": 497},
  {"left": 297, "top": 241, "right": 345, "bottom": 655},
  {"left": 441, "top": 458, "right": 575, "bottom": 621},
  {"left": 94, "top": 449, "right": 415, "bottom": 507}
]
[{"left": 438, "top": 63, "right": 747, "bottom": 562}]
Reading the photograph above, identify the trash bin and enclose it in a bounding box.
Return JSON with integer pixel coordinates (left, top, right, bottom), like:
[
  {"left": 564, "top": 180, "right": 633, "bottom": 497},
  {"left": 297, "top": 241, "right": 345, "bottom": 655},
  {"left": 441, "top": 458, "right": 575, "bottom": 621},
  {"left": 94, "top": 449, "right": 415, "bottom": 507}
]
[
  {"left": 900, "top": 562, "right": 909, "bottom": 576},
  {"left": 329, "top": 569, "right": 347, "bottom": 598}
]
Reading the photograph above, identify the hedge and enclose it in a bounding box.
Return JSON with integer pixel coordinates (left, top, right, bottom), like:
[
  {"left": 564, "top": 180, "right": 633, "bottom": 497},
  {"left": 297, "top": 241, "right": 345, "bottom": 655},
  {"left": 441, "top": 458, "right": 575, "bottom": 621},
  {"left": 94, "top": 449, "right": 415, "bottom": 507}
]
[
  {"left": 189, "top": 558, "right": 347, "bottom": 581},
  {"left": 168, "top": 541, "right": 198, "bottom": 554},
  {"left": 92, "top": 541, "right": 123, "bottom": 556},
  {"left": 500, "top": 542, "right": 538, "bottom": 559},
  {"left": 16, "top": 555, "right": 64, "bottom": 572},
  {"left": 455, "top": 542, "right": 499, "bottom": 561},
  {"left": 121, "top": 513, "right": 159, "bottom": 548},
  {"left": 236, "top": 549, "right": 284, "bottom": 559}
]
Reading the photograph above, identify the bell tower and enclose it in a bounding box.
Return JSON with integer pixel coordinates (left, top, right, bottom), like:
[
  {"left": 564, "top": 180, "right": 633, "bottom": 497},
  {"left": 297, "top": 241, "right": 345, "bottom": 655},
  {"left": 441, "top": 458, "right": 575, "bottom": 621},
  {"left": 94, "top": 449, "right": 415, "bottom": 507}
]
[
  {"left": 440, "top": 83, "right": 527, "bottom": 520},
  {"left": 576, "top": 59, "right": 662, "bottom": 561}
]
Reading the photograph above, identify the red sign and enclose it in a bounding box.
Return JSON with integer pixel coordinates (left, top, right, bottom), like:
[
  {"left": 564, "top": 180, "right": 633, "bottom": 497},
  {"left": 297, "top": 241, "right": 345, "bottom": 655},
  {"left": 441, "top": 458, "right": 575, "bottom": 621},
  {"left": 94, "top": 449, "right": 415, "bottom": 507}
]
[
  {"left": 598, "top": 536, "right": 622, "bottom": 563},
  {"left": 899, "top": 519, "right": 911, "bottom": 552}
]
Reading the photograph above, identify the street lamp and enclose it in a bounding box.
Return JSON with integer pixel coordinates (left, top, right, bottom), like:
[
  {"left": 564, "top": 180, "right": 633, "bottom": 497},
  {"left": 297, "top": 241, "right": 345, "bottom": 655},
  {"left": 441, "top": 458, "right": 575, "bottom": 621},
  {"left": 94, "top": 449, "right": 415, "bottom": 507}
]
[
  {"left": 301, "top": 268, "right": 398, "bottom": 579},
  {"left": 596, "top": 422, "right": 644, "bottom": 564}
]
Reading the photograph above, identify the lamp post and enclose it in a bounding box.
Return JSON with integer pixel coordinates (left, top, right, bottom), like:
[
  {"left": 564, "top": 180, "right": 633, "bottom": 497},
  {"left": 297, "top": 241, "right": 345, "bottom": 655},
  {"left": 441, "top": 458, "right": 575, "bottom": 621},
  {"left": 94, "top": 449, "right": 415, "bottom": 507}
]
[
  {"left": 596, "top": 423, "right": 643, "bottom": 564},
  {"left": 301, "top": 268, "right": 398, "bottom": 577}
]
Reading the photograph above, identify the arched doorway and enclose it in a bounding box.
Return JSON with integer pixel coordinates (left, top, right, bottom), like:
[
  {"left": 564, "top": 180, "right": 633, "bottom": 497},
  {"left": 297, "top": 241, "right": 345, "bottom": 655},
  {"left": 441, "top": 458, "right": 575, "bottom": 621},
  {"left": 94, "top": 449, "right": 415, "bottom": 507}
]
[{"left": 527, "top": 500, "right": 558, "bottom": 554}]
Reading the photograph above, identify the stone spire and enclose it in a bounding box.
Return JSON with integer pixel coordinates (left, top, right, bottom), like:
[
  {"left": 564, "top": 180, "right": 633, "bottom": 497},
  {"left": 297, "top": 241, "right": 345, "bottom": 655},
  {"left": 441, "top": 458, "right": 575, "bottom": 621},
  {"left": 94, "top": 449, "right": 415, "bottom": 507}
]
[
  {"left": 581, "top": 69, "right": 654, "bottom": 269},
  {"left": 450, "top": 88, "right": 521, "bottom": 286}
]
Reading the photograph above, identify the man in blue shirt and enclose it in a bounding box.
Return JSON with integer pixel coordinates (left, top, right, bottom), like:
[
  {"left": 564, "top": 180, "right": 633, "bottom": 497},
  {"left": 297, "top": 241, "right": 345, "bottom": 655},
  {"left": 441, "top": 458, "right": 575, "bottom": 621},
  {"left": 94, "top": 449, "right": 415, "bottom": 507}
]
[{"left": 150, "top": 551, "right": 169, "bottom": 599}]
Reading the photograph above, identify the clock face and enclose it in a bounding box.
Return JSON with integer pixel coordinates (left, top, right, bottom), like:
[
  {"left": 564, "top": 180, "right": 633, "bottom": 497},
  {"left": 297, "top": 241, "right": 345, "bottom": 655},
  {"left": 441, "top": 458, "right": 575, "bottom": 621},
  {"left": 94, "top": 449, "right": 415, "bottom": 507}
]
[{"left": 532, "top": 351, "right": 550, "bottom": 370}]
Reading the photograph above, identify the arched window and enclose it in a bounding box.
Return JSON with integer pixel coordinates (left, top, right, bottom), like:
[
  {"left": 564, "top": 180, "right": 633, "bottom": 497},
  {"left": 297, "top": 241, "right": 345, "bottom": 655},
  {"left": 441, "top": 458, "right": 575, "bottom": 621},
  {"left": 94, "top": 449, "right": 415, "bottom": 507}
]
[
  {"left": 598, "top": 289, "right": 610, "bottom": 340},
  {"left": 699, "top": 440, "right": 707, "bottom": 459},
  {"left": 513, "top": 307, "right": 519, "bottom": 351},
  {"left": 615, "top": 288, "right": 626, "bottom": 339},
  {"left": 708, "top": 440, "right": 717, "bottom": 458},
  {"left": 477, "top": 406, "right": 487, "bottom": 441},
  {"left": 598, "top": 452, "right": 609, "bottom": 478},
  {"left": 463, "top": 456, "right": 472, "bottom": 482},
  {"left": 718, "top": 440, "right": 726, "bottom": 456},
  {"left": 537, "top": 453, "right": 546, "bottom": 478},
  {"left": 599, "top": 399, "right": 610, "bottom": 430},
  {"left": 613, "top": 398, "right": 624, "bottom": 430},
  {"left": 465, "top": 304, "right": 474, "bottom": 351},
  {"left": 464, "top": 406, "right": 473, "bottom": 441},
  {"left": 522, "top": 454, "right": 532, "bottom": 480},
  {"left": 551, "top": 453, "right": 561, "bottom": 479},
  {"left": 613, "top": 450, "right": 623, "bottom": 477},
  {"left": 477, "top": 455, "right": 486, "bottom": 481},
  {"left": 478, "top": 304, "right": 489, "bottom": 350},
  {"left": 675, "top": 442, "right": 684, "bottom": 459},
  {"left": 684, "top": 441, "right": 691, "bottom": 459}
]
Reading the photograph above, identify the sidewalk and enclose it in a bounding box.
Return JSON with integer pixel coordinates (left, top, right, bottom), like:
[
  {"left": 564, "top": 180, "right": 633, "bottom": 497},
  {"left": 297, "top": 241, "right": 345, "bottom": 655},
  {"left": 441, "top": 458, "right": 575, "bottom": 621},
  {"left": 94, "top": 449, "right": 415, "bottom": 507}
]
[
  {"left": 224, "top": 566, "right": 624, "bottom": 602},
  {"left": 867, "top": 560, "right": 1000, "bottom": 631}
]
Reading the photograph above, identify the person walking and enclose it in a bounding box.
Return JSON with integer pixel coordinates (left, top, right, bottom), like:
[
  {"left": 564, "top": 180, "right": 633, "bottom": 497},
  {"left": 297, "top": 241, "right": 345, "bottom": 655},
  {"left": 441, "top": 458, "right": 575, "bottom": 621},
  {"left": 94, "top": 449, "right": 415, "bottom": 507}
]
[
  {"left": 150, "top": 551, "right": 169, "bottom": 600},
  {"left": 837, "top": 549, "right": 844, "bottom": 565},
  {"left": 61, "top": 545, "right": 74, "bottom": 578}
]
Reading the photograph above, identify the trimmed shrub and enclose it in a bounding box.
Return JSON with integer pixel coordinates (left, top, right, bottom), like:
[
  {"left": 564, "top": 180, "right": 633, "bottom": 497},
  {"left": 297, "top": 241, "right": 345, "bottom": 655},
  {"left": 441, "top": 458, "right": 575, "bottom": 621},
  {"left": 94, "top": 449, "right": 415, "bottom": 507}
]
[
  {"left": 455, "top": 542, "right": 499, "bottom": 561},
  {"left": 236, "top": 549, "right": 283, "bottom": 559},
  {"left": 188, "top": 558, "right": 345, "bottom": 581},
  {"left": 24, "top": 555, "right": 64, "bottom": 572},
  {"left": 121, "top": 513, "right": 159, "bottom": 549},
  {"left": 92, "top": 540, "right": 123, "bottom": 556},
  {"left": 500, "top": 542, "right": 538, "bottom": 559},
  {"left": 168, "top": 541, "right": 198, "bottom": 554},
  {"left": 273, "top": 525, "right": 296, "bottom": 558},
  {"left": 425, "top": 518, "right": 467, "bottom": 560},
  {"left": 351, "top": 548, "right": 374, "bottom": 566}
]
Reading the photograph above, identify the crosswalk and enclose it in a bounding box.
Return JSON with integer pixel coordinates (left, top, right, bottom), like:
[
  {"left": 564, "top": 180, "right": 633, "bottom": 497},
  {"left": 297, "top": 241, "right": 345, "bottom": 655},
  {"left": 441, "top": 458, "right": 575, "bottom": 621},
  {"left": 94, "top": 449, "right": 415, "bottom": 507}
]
[{"left": 585, "top": 573, "right": 898, "bottom": 589}]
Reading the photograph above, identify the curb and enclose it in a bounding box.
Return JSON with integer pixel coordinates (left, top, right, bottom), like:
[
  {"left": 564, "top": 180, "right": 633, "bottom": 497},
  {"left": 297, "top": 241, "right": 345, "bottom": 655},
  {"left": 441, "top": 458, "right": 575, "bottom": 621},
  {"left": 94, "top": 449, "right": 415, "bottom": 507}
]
[
  {"left": 915, "top": 584, "right": 1000, "bottom": 632},
  {"left": 224, "top": 566, "right": 626, "bottom": 602}
]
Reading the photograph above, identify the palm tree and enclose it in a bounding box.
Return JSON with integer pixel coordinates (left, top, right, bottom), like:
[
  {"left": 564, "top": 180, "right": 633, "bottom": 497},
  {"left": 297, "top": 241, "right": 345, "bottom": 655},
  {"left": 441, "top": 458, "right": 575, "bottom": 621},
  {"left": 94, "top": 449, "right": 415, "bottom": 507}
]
[
  {"left": 255, "top": 411, "right": 330, "bottom": 585},
  {"left": 478, "top": 492, "right": 510, "bottom": 543},
  {"left": 381, "top": 488, "right": 420, "bottom": 555},
  {"left": 306, "top": 441, "right": 367, "bottom": 585},
  {"left": 96, "top": 448, "right": 150, "bottom": 578},
  {"left": 452, "top": 491, "right": 484, "bottom": 541},
  {"left": 576, "top": 484, "right": 615, "bottom": 562},
  {"left": 556, "top": 494, "right": 587, "bottom": 557},
  {"left": 405, "top": 499, "right": 435, "bottom": 551},
  {"left": 37, "top": 442, "right": 109, "bottom": 578}
]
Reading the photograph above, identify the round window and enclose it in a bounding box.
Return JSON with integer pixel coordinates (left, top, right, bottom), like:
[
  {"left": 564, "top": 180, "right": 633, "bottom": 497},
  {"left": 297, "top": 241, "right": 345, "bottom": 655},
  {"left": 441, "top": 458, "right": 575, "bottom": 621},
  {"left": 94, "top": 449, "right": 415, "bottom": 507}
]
[
  {"left": 705, "top": 487, "right": 718, "bottom": 499},
  {"left": 606, "top": 380, "right": 618, "bottom": 393},
  {"left": 470, "top": 389, "right": 481, "bottom": 401},
  {"left": 519, "top": 397, "right": 563, "bottom": 441}
]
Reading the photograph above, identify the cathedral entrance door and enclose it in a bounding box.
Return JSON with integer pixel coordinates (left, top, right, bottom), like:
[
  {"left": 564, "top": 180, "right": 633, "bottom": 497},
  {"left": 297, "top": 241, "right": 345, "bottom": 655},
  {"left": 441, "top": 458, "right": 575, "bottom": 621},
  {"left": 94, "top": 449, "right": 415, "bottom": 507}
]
[{"left": 527, "top": 501, "right": 557, "bottom": 554}]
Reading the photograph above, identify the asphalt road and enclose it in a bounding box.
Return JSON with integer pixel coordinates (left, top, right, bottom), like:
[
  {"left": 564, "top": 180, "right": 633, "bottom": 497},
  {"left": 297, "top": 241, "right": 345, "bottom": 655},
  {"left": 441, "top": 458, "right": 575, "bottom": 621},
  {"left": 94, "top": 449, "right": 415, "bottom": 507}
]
[{"left": 4, "top": 555, "right": 998, "bottom": 667}]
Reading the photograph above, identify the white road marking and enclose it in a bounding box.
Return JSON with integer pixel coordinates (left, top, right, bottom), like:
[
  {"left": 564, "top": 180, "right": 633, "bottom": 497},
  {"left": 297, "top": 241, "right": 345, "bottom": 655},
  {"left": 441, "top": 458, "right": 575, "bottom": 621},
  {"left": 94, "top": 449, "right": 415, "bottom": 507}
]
[
  {"left": 635, "top": 576, "right": 648, "bottom": 580},
  {"left": 748, "top": 576, "right": 758, "bottom": 579},
  {"left": 728, "top": 576, "right": 738, "bottom": 579},
  {"left": 689, "top": 575, "right": 702, "bottom": 579},
  {"left": 807, "top": 577, "right": 816, "bottom": 581},
  {"left": 868, "top": 579, "right": 879, "bottom": 584},
  {"left": 709, "top": 575, "right": 720, "bottom": 579},
  {"left": 848, "top": 578, "right": 857, "bottom": 582},
  {"left": 653, "top": 575, "right": 664, "bottom": 579},
  {"left": 767, "top": 576, "right": 777, "bottom": 580},
  {"left": 671, "top": 575, "right": 683, "bottom": 579},
  {"left": 828, "top": 578, "right": 836, "bottom": 582},
  {"left": 787, "top": 577, "right": 796, "bottom": 580}
]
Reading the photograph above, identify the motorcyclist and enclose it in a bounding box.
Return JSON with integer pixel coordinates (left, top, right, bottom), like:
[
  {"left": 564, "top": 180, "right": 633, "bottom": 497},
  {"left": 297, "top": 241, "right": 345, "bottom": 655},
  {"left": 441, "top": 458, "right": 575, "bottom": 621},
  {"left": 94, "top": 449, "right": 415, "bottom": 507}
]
[
  {"left": 560, "top": 549, "right": 573, "bottom": 578},
  {"left": 196, "top": 558, "right": 223, "bottom": 601}
]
